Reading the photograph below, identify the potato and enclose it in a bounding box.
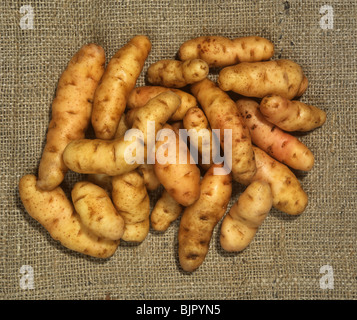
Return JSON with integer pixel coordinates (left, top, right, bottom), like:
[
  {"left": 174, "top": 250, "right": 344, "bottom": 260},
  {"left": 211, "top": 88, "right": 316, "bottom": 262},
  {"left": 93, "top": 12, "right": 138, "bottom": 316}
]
[
  {"left": 112, "top": 171, "right": 150, "bottom": 242},
  {"left": 127, "top": 86, "right": 198, "bottom": 121},
  {"left": 147, "top": 59, "right": 209, "bottom": 88},
  {"left": 191, "top": 78, "right": 256, "bottom": 185},
  {"left": 218, "top": 59, "right": 308, "bottom": 99},
  {"left": 259, "top": 95, "right": 327, "bottom": 132},
  {"left": 19, "top": 174, "right": 119, "bottom": 258},
  {"left": 183, "top": 107, "right": 213, "bottom": 171},
  {"left": 220, "top": 181, "right": 272, "bottom": 252},
  {"left": 137, "top": 163, "right": 161, "bottom": 191},
  {"left": 37, "top": 43, "right": 105, "bottom": 191},
  {"left": 63, "top": 136, "right": 142, "bottom": 176},
  {"left": 249, "top": 147, "right": 308, "bottom": 215},
  {"left": 114, "top": 113, "right": 130, "bottom": 139},
  {"left": 71, "top": 181, "right": 125, "bottom": 241},
  {"left": 154, "top": 124, "right": 201, "bottom": 207},
  {"left": 178, "top": 164, "right": 232, "bottom": 272},
  {"left": 86, "top": 173, "right": 113, "bottom": 194},
  {"left": 178, "top": 36, "right": 274, "bottom": 67},
  {"left": 150, "top": 190, "right": 183, "bottom": 232},
  {"left": 91, "top": 35, "right": 151, "bottom": 140},
  {"left": 236, "top": 98, "right": 314, "bottom": 171},
  {"left": 125, "top": 91, "right": 181, "bottom": 147}
]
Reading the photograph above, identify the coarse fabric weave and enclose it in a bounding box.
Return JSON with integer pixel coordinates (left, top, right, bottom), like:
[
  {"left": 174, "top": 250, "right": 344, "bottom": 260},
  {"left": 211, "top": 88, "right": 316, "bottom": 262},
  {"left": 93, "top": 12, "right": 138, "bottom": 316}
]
[{"left": 1, "top": 0, "right": 356, "bottom": 300}]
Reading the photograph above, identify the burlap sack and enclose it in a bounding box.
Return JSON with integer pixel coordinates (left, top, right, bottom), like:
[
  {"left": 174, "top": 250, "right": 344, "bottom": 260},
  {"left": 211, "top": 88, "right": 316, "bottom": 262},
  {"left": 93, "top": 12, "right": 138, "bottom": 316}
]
[{"left": 1, "top": 0, "right": 355, "bottom": 300}]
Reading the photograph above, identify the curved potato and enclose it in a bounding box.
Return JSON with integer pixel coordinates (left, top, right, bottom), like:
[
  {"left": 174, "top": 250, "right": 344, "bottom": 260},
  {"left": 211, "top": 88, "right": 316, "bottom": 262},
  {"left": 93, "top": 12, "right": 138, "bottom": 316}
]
[
  {"left": 19, "top": 174, "right": 119, "bottom": 258},
  {"left": 178, "top": 35, "right": 274, "bottom": 67},
  {"left": 37, "top": 43, "right": 105, "bottom": 191}
]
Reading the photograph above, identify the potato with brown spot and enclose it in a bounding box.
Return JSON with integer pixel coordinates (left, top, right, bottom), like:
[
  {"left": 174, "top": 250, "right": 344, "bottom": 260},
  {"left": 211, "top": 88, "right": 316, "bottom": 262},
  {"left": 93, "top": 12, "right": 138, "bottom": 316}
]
[
  {"left": 37, "top": 43, "right": 105, "bottom": 191},
  {"left": 19, "top": 174, "right": 119, "bottom": 258},
  {"left": 72, "top": 181, "right": 125, "bottom": 241},
  {"left": 91, "top": 35, "right": 151, "bottom": 140},
  {"left": 259, "top": 95, "right": 327, "bottom": 132},
  {"left": 218, "top": 59, "right": 308, "bottom": 99},
  {"left": 178, "top": 36, "right": 274, "bottom": 67},
  {"left": 147, "top": 59, "right": 209, "bottom": 88},
  {"left": 220, "top": 181, "right": 272, "bottom": 252},
  {"left": 178, "top": 164, "right": 232, "bottom": 272},
  {"left": 112, "top": 171, "right": 150, "bottom": 242},
  {"left": 127, "top": 86, "right": 198, "bottom": 121},
  {"left": 248, "top": 147, "right": 308, "bottom": 215},
  {"left": 236, "top": 98, "right": 314, "bottom": 171},
  {"left": 191, "top": 78, "right": 256, "bottom": 185},
  {"left": 154, "top": 123, "right": 201, "bottom": 207},
  {"left": 150, "top": 190, "right": 183, "bottom": 232}
]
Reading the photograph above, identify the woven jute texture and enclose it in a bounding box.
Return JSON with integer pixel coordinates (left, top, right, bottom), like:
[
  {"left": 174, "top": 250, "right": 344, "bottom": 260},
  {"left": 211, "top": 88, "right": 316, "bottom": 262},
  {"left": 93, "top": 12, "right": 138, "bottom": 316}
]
[{"left": 1, "top": 0, "right": 356, "bottom": 300}]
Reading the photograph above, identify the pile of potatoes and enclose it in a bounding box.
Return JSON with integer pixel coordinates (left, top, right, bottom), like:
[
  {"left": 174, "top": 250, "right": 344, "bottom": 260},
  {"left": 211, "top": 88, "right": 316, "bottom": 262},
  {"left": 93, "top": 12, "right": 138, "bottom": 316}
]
[{"left": 19, "top": 35, "right": 326, "bottom": 272}]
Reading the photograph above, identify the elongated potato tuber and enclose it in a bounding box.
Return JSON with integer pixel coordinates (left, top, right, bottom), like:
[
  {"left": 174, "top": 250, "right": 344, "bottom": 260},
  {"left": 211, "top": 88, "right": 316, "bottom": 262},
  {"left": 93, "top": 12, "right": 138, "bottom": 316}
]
[
  {"left": 37, "top": 43, "right": 105, "bottom": 191},
  {"left": 178, "top": 164, "right": 232, "bottom": 272},
  {"left": 154, "top": 124, "right": 201, "bottom": 207},
  {"left": 19, "top": 175, "right": 119, "bottom": 258},
  {"left": 249, "top": 147, "right": 308, "bottom": 215},
  {"left": 150, "top": 190, "right": 183, "bottom": 232},
  {"left": 236, "top": 98, "right": 314, "bottom": 171},
  {"left": 127, "top": 86, "right": 198, "bottom": 121},
  {"left": 191, "top": 78, "right": 256, "bottom": 184},
  {"left": 71, "top": 181, "right": 125, "bottom": 241},
  {"left": 220, "top": 181, "right": 272, "bottom": 252},
  {"left": 112, "top": 171, "right": 150, "bottom": 242},
  {"left": 259, "top": 95, "right": 326, "bottom": 132},
  {"left": 178, "top": 36, "right": 274, "bottom": 67},
  {"left": 91, "top": 35, "right": 151, "bottom": 139},
  {"left": 218, "top": 59, "right": 308, "bottom": 99},
  {"left": 147, "top": 59, "right": 209, "bottom": 88}
]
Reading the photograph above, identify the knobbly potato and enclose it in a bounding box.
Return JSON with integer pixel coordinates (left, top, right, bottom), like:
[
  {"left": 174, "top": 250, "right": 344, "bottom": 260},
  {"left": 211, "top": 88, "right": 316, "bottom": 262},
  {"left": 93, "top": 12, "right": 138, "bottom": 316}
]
[
  {"left": 259, "top": 95, "right": 326, "bottom": 132},
  {"left": 63, "top": 136, "right": 143, "bottom": 176},
  {"left": 147, "top": 59, "right": 209, "bottom": 88},
  {"left": 183, "top": 107, "right": 213, "bottom": 171},
  {"left": 218, "top": 59, "right": 308, "bottom": 99},
  {"left": 249, "top": 147, "right": 308, "bottom": 215},
  {"left": 71, "top": 181, "right": 125, "bottom": 241},
  {"left": 191, "top": 78, "right": 256, "bottom": 185},
  {"left": 178, "top": 164, "right": 232, "bottom": 272},
  {"left": 112, "top": 171, "right": 150, "bottom": 242},
  {"left": 127, "top": 86, "right": 198, "bottom": 121},
  {"left": 237, "top": 98, "right": 314, "bottom": 171},
  {"left": 19, "top": 174, "right": 119, "bottom": 258},
  {"left": 154, "top": 124, "right": 201, "bottom": 207},
  {"left": 37, "top": 43, "right": 105, "bottom": 191},
  {"left": 137, "top": 163, "right": 161, "bottom": 191},
  {"left": 220, "top": 181, "right": 273, "bottom": 252},
  {"left": 150, "top": 190, "right": 183, "bottom": 232},
  {"left": 178, "top": 35, "right": 274, "bottom": 67},
  {"left": 91, "top": 35, "right": 151, "bottom": 140}
]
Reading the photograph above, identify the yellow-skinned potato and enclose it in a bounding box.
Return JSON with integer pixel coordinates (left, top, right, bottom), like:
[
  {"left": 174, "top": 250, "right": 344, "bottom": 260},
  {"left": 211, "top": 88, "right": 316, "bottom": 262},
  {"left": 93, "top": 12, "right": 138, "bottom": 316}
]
[
  {"left": 127, "top": 86, "right": 198, "bottom": 121},
  {"left": 91, "top": 35, "right": 151, "bottom": 140},
  {"left": 154, "top": 124, "right": 201, "bottom": 207},
  {"left": 37, "top": 43, "right": 105, "bottom": 191},
  {"left": 259, "top": 95, "right": 327, "bottom": 132},
  {"left": 150, "top": 190, "right": 183, "bottom": 232},
  {"left": 237, "top": 98, "right": 314, "bottom": 171},
  {"left": 147, "top": 59, "right": 209, "bottom": 88},
  {"left": 218, "top": 59, "right": 308, "bottom": 99},
  {"left": 71, "top": 182, "right": 125, "bottom": 241},
  {"left": 19, "top": 175, "right": 119, "bottom": 258},
  {"left": 220, "top": 181, "right": 273, "bottom": 252},
  {"left": 114, "top": 113, "right": 130, "bottom": 139},
  {"left": 178, "top": 164, "right": 232, "bottom": 272},
  {"left": 137, "top": 163, "right": 161, "bottom": 191},
  {"left": 183, "top": 107, "right": 213, "bottom": 171},
  {"left": 63, "top": 136, "right": 142, "bottom": 176},
  {"left": 178, "top": 36, "right": 274, "bottom": 67},
  {"left": 112, "top": 171, "right": 150, "bottom": 242},
  {"left": 86, "top": 173, "right": 113, "bottom": 194},
  {"left": 191, "top": 78, "right": 256, "bottom": 185},
  {"left": 249, "top": 147, "right": 308, "bottom": 215}
]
